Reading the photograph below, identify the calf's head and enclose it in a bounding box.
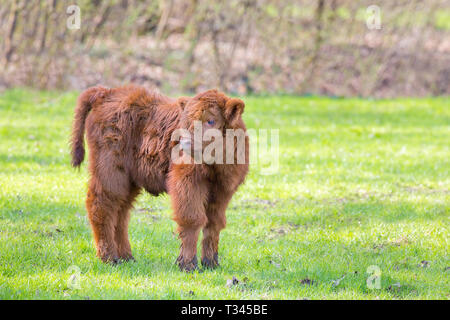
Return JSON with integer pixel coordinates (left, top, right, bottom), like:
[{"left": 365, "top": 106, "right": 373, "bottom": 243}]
[{"left": 174, "top": 89, "right": 246, "bottom": 163}]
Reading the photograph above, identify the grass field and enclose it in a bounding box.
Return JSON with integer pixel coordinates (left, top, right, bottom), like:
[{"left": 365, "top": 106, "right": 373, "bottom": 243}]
[{"left": 0, "top": 89, "right": 448, "bottom": 299}]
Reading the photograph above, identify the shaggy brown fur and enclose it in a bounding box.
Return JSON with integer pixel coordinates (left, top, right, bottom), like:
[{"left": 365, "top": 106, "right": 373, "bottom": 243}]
[{"left": 71, "top": 85, "right": 249, "bottom": 271}]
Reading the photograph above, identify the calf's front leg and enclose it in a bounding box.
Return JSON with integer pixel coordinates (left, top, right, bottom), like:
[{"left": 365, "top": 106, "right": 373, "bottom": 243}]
[
  {"left": 201, "top": 191, "right": 232, "bottom": 269},
  {"left": 168, "top": 168, "right": 208, "bottom": 272}
]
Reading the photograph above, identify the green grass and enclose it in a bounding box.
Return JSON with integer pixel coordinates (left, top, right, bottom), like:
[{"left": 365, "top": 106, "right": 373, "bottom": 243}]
[{"left": 0, "top": 89, "right": 449, "bottom": 300}]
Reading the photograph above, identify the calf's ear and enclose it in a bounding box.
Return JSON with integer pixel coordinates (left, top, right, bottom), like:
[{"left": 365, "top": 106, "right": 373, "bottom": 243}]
[{"left": 224, "top": 98, "right": 245, "bottom": 126}]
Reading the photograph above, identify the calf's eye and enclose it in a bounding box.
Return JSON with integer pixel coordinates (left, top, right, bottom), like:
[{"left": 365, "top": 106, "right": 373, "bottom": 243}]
[{"left": 207, "top": 119, "right": 215, "bottom": 126}]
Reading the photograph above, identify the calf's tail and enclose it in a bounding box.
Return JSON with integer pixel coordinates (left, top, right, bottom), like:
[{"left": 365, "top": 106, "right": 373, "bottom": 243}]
[{"left": 70, "top": 86, "right": 108, "bottom": 167}]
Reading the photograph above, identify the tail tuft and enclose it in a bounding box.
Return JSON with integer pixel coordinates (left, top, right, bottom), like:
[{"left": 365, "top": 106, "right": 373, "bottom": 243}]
[{"left": 71, "top": 144, "right": 85, "bottom": 167}]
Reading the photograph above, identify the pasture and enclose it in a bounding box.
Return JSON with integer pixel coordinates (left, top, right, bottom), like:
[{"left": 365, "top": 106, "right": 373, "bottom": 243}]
[{"left": 0, "top": 89, "right": 448, "bottom": 299}]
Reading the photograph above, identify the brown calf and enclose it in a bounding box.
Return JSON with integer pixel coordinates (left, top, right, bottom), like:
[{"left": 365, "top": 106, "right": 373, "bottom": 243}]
[{"left": 71, "top": 85, "right": 249, "bottom": 271}]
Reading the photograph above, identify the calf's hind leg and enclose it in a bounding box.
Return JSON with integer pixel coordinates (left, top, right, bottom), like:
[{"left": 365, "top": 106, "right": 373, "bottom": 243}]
[
  {"left": 86, "top": 182, "right": 120, "bottom": 263},
  {"left": 114, "top": 187, "right": 140, "bottom": 261}
]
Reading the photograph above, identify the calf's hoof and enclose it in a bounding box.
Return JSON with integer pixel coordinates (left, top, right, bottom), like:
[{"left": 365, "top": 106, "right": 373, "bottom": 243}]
[
  {"left": 118, "top": 253, "right": 135, "bottom": 263},
  {"left": 176, "top": 255, "right": 198, "bottom": 272},
  {"left": 97, "top": 242, "right": 119, "bottom": 264},
  {"left": 117, "top": 257, "right": 135, "bottom": 264},
  {"left": 201, "top": 252, "right": 219, "bottom": 269},
  {"left": 99, "top": 254, "right": 120, "bottom": 265}
]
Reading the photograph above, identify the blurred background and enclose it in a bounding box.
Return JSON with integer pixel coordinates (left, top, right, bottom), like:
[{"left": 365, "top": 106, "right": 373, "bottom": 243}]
[{"left": 0, "top": 0, "right": 449, "bottom": 97}]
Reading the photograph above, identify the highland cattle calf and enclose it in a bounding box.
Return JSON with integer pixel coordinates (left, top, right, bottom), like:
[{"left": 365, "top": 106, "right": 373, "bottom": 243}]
[{"left": 71, "top": 85, "right": 249, "bottom": 271}]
